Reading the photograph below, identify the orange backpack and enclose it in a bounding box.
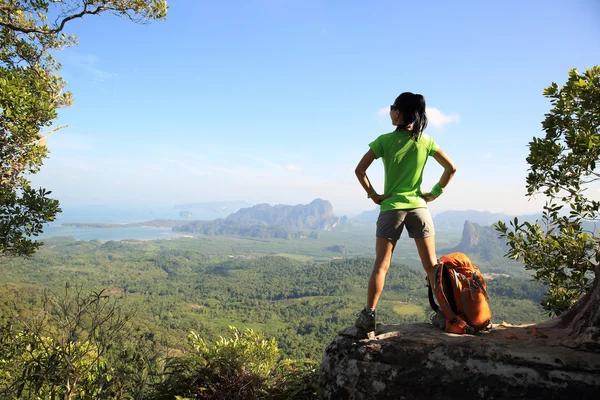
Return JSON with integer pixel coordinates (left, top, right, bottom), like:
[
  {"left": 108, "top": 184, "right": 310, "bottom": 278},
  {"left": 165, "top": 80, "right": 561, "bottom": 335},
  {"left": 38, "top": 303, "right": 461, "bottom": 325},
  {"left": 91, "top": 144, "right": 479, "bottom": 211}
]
[{"left": 428, "top": 252, "right": 492, "bottom": 334}]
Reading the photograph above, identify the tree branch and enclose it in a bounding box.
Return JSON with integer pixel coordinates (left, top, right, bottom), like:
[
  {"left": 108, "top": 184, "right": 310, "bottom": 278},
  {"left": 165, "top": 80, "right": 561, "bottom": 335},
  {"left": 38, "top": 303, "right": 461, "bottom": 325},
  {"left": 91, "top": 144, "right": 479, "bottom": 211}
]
[
  {"left": 0, "top": 5, "right": 107, "bottom": 35},
  {"left": 28, "top": 125, "right": 67, "bottom": 146}
]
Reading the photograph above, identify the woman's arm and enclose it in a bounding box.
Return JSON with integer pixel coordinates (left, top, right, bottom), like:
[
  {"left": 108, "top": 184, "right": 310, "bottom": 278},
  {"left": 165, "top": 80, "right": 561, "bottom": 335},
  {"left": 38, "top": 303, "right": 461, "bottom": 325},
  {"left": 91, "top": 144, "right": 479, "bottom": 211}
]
[
  {"left": 434, "top": 149, "right": 457, "bottom": 188},
  {"left": 422, "top": 149, "right": 457, "bottom": 202},
  {"left": 355, "top": 150, "right": 390, "bottom": 205}
]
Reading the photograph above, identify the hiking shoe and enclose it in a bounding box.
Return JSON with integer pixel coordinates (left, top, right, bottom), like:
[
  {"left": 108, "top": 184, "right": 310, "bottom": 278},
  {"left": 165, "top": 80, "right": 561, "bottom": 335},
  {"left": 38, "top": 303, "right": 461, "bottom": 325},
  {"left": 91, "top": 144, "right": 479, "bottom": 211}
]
[
  {"left": 431, "top": 310, "right": 446, "bottom": 330},
  {"left": 355, "top": 308, "right": 376, "bottom": 336}
]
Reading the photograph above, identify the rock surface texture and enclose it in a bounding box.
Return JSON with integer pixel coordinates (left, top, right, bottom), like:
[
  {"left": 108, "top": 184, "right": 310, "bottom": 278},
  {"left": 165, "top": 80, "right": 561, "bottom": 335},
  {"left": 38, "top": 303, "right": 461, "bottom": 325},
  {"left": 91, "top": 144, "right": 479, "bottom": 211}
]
[{"left": 320, "top": 323, "right": 600, "bottom": 400}]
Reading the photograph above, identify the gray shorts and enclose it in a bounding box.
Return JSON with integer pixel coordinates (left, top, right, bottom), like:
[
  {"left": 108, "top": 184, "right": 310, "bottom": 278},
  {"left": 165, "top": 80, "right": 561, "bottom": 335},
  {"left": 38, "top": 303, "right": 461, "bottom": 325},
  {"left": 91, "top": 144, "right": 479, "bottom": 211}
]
[{"left": 376, "top": 208, "right": 435, "bottom": 240}]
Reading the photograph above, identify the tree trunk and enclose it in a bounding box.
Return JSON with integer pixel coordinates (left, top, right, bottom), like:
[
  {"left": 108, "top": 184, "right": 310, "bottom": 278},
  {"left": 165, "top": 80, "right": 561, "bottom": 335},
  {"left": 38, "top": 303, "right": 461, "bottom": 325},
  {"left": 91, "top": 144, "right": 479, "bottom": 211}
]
[{"left": 540, "top": 264, "right": 600, "bottom": 352}]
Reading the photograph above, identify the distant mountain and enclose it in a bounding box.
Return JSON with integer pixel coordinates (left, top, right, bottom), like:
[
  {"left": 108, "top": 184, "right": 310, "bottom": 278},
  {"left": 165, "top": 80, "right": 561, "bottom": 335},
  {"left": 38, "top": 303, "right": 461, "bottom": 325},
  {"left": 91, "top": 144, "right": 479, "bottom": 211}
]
[
  {"left": 173, "top": 199, "right": 347, "bottom": 239},
  {"left": 439, "top": 220, "right": 534, "bottom": 277},
  {"left": 434, "top": 210, "right": 543, "bottom": 230},
  {"left": 227, "top": 199, "right": 345, "bottom": 230},
  {"left": 434, "top": 210, "right": 511, "bottom": 230},
  {"left": 444, "top": 217, "right": 600, "bottom": 261},
  {"left": 444, "top": 220, "right": 508, "bottom": 261},
  {"left": 356, "top": 208, "right": 379, "bottom": 222},
  {"left": 435, "top": 210, "right": 597, "bottom": 233}
]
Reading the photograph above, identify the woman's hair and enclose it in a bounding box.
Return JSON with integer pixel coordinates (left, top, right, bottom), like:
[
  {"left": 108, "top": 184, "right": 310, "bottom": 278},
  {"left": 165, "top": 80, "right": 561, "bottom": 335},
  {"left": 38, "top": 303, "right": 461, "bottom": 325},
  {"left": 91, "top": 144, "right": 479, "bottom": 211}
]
[{"left": 393, "top": 92, "right": 428, "bottom": 141}]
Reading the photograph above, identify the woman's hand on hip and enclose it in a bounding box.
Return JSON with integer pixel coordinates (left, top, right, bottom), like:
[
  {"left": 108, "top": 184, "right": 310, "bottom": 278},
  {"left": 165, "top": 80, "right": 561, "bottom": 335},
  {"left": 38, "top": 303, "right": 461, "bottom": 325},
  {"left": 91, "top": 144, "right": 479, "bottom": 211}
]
[
  {"left": 371, "top": 194, "right": 391, "bottom": 205},
  {"left": 421, "top": 193, "right": 436, "bottom": 202}
]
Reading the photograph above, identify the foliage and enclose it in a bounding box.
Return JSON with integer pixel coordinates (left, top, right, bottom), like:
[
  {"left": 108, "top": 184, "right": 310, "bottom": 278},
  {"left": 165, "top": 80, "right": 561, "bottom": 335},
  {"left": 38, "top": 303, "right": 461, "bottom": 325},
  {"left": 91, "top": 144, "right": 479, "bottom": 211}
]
[
  {"left": 0, "top": 236, "right": 549, "bottom": 397},
  {"left": 0, "top": 0, "right": 167, "bottom": 257},
  {"left": 0, "top": 288, "right": 319, "bottom": 399},
  {"left": 0, "top": 238, "right": 548, "bottom": 360},
  {"left": 496, "top": 66, "right": 600, "bottom": 315},
  {"left": 0, "top": 286, "right": 158, "bottom": 399},
  {"left": 154, "top": 327, "right": 319, "bottom": 399}
]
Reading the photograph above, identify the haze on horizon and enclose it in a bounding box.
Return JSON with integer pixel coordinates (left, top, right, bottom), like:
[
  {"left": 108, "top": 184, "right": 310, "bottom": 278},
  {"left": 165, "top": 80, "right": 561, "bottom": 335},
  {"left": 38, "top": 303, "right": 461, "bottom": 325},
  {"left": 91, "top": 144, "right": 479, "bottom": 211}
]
[{"left": 29, "top": 0, "right": 600, "bottom": 218}]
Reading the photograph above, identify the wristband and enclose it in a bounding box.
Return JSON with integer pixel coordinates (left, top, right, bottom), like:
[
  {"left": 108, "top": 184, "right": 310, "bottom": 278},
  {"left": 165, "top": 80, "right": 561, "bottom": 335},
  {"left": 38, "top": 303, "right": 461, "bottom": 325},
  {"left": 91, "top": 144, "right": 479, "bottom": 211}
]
[
  {"left": 431, "top": 183, "right": 444, "bottom": 198},
  {"left": 367, "top": 191, "right": 377, "bottom": 199}
]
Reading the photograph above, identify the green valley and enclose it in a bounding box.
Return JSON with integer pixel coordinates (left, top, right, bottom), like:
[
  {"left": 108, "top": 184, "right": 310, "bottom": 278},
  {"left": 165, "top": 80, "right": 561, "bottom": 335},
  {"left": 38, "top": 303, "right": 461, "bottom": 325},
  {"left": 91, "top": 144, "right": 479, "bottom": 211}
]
[{"left": 1, "top": 232, "right": 546, "bottom": 361}]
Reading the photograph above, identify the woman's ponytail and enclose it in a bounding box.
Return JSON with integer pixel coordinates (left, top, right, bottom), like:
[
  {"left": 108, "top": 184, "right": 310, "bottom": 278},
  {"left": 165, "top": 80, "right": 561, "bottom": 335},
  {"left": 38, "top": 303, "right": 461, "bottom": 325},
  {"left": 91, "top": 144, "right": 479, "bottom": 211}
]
[
  {"left": 393, "top": 92, "right": 428, "bottom": 141},
  {"left": 410, "top": 94, "right": 428, "bottom": 141}
]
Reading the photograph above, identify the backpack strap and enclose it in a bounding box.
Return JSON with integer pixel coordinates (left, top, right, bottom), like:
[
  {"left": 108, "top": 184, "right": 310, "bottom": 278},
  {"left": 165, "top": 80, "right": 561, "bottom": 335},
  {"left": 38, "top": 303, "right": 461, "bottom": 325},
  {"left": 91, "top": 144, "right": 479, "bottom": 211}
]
[
  {"left": 427, "top": 278, "right": 439, "bottom": 312},
  {"left": 431, "top": 263, "right": 460, "bottom": 322},
  {"left": 472, "top": 272, "right": 490, "bottom": 300}
]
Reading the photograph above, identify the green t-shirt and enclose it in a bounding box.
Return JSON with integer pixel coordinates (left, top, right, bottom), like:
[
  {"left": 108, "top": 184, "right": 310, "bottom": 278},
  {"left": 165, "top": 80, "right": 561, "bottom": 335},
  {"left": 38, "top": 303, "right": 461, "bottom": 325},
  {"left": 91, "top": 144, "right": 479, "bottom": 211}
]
[{"left": 369, "top": 130, "right": 439, "bottom": 211}]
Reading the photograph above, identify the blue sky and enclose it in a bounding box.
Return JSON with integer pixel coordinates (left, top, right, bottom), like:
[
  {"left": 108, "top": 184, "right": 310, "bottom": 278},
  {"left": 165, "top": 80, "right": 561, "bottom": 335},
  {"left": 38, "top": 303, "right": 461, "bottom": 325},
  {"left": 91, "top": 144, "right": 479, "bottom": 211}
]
[{"left": 31, "top": 0, "right": 600, "bottom": 217}]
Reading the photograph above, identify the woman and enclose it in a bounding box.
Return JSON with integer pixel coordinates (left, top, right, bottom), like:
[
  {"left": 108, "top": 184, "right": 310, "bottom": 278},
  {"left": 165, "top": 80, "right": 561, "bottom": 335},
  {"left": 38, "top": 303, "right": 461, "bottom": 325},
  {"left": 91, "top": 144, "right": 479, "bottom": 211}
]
[{"left": 354, "top": 92, "right": 456, "bottom": 336}]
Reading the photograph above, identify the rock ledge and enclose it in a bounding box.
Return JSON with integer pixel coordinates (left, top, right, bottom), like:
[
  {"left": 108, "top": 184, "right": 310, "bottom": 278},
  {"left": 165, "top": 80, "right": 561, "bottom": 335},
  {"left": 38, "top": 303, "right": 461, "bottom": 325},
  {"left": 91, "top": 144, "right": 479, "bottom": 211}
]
[{"left": 319, "top": 323, "right": 600, "bottom": 400}]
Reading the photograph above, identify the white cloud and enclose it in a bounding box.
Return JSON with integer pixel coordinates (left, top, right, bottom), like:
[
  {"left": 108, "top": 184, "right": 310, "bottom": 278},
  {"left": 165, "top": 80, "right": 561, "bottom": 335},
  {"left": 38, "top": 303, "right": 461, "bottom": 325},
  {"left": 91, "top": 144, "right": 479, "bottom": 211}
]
[
  {"left": 46, "top": 156, "right": 97, "bottom": 172},
  {"left": 68, "top": 52, "right": 117, "bottom": 83},
  {"left": 81, "top": 64, "right": 118, "bottom": 82},
  {"left": 377, "top": 107, "right": 389, "bottom": 117},
  {"left": 68, "top": 53, "right": 98, "bottom": 65},
  {"left": 284, "top": 164, "right": 304, "bottom": 173},
  {"left": 46, "top": 133, "right": 94, "bottom": 151},
  {"left": 426, "top": 107, "right": 459, "bottom": 130}
]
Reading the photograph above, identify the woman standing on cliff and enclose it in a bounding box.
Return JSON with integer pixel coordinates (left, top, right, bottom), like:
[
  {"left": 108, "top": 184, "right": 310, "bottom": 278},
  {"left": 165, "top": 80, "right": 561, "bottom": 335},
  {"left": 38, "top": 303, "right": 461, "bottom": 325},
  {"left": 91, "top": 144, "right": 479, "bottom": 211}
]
[{"left": 354, "top": 92, "right": 457, "bottom": 336}]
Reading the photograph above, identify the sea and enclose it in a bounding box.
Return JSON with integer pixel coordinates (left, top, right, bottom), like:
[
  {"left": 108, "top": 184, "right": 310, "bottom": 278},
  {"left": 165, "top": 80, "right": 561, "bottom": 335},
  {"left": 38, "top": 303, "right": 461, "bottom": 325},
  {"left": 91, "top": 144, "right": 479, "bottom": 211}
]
[{"left": 36, "top": 205, "right": 226, "bottom": 242}]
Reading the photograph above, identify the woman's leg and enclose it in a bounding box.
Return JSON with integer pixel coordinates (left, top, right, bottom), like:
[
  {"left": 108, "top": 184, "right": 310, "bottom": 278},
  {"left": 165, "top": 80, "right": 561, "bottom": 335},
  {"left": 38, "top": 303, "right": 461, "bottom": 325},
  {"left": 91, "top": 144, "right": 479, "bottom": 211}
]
[
  {"left": 366, "top": 237, "right": 397, "bottom": 309},
  {"left": 414, "top": 236, "right": 438, "bottom": 282}
]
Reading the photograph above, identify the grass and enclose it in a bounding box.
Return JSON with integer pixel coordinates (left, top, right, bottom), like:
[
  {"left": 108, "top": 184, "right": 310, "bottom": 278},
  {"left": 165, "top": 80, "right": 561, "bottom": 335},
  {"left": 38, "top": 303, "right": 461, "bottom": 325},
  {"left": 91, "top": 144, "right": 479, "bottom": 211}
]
[{"left": 389, "top": 302, "right": 426, "bottom": 317}]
